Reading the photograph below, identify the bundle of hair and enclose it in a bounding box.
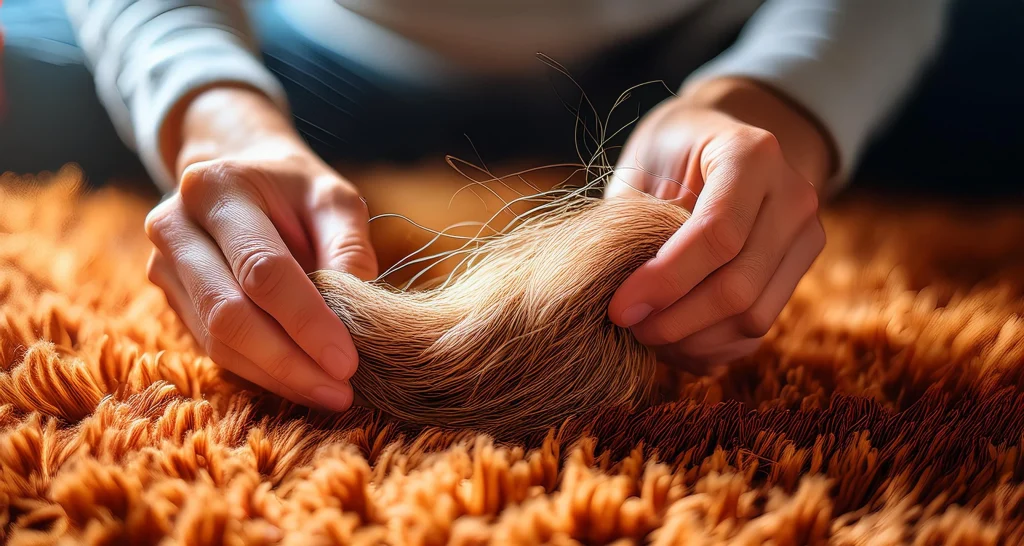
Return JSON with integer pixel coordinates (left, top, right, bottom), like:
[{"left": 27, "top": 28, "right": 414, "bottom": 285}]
[{"left": 313, "top": 196, "right": 689, "bottom": 433}]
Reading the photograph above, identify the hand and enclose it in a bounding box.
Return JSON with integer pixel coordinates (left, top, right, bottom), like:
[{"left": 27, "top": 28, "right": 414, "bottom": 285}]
[
  {"left": 606, "top": 78, "right": 831, "bottom": 369},
  {"left": 145, "top": 87, "right": 377, "bottom": 410}
]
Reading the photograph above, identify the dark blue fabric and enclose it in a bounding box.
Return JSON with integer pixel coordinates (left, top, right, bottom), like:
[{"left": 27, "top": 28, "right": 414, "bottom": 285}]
[
  {"left": 854, "top": 0, "right": 1024, "bottom": 196},
  {"left": 249, "top": 0, "right": 451, "bottom": 164},
  {"left": 248, "top": 0, "right": 668, "bottom": 168},
  {"left": 0, "top": 0, "right": 1019, "bottom": 194},
  {"left": 0, "top": 0, "right": 143, "bottom": 182},
  {"left": 0, "top": 0, "right": 620, "bottom": 185}
]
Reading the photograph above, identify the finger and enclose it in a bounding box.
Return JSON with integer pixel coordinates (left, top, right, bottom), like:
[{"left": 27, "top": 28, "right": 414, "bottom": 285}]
[
  {"left": 606, "top": 109, "right": 665, "bottom": 201},
  {"left": 607, "top": 125, "right": 702, "bottom": 208},
  {"left": 647, "top": 215, "right": 824, "bottom": 349},
  {"left": 149, "top": 250, "right": 319, "bottom": 405},
  {"left": 653, "top": 177, "right": 697, "bottom": 208},
  {"left": 630, "top": 202, "right": 820, "bottom": 348},
  {"left": 607, "top": 163, "right": 699, "bottom": 213},
  {"left": 179, "top": 171, "right": 360, "bottom": 381},
  {"left": 305, "top": 176, "right": 378, "bottom": 280},
  {"left": 671, "top": 322, "right": 748, "bottom": 355},
  {"left": 149, "top": 251, "right": 308, "bottom": 397},
  {"left": 607, "top": 147, "right": 658, "bottom": 201},
  {"left": 148, "top": 249, "right": 204, "bottom": 336},
  {"left": 663, "top": 319, "right": 759, "bottom": 363},
  {"left": 631, "top": 183, "right": 818, "bottom": 345},
  {"left": 605, "top": 167, "right": 645, "bottom": 201},
  {"left": 658, "top": 217, "right": 824, "bottom": 365},
  {"left": 146, "top": 197, "right": 354, "bottom": 411},
  {"left": 609, "top": 141, "right": 770, "bottom": 328},
  {"left": 659, "top": 335, "right": 763, "bottom": 370},
  {"left": 733, "top": 218, "right": 825, "bottom": 338}
]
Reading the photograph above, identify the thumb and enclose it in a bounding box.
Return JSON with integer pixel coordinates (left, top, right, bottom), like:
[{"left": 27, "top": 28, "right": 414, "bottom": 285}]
[
  {"left": 605, "top": 165, "right": 649, "bottom": 201},
  {"left": 308, "top": 180, "right": 379, "bottom": 281},
  {"left": 605, "top": 137, "right": 652, "bottom": 201},
  {"left": 608, "top": 137, "right": 698, "bottom": 208}
]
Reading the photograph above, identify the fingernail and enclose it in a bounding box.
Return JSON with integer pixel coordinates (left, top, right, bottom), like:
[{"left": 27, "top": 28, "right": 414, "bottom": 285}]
[
  {"left": 620, "top": 303, "right": 653, "bottom": 327},
  {"left": 321, "top": 344, "right": 354, "bottom": 380},
  {"left": 310, "top": 385, "right": 351, "bottom": 411}
]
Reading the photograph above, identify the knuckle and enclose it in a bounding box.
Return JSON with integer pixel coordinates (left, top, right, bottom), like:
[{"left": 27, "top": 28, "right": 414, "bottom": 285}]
[
  {"left": 179, "top": 160, "right": 250, "bottom": 209},
  {"left": 738, "top": 126, "right": 782, "bottom": 157},
  {"left": 325, "top": 231, "right": 376, "bottom": 267},
  {"left": 289, "top": 308, "right": 317, "bottom": 338},
  {"left": 144, "top": 198, "right": 180, "bottom": 243},
  {"left": 648, "top": 263, "right": 687, "bottom": 302},
  {"left": 177, "top": 163, "right": 212, "bottom": 205},
  {"left": 715, "top": 269, "right": 759, "bottom": 316},
  {"left": 203, "top": 295, "right": 250, "bottom": 344},
  {"left": 236, "top": 250, "right": 287, "bottom": 300},
  {"left": 203, "top": 194, "right": 234, "bottom": 228},
  {"left": 699, "top": 215, "right": 745, "bottom": 263},
  {"left": 325, "top": 229, "right": 366, "bottom": 256},
  {"left": 311, "top": 178, "right": 366, "bottom": 212},
  {"left": 702, "top": 126, "right": 782, "bottom": 181},
  {"left": 793, "top": 184, "right": 820, "bottom": 217},
  {"left": 260, "top": 355, "right": 298, "bottom": 384}
]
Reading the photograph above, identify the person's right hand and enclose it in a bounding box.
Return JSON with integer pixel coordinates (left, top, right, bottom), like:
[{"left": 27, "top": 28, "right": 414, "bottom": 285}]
[{"left": 145, "top": 87, "right": 377, "bottom": 411}]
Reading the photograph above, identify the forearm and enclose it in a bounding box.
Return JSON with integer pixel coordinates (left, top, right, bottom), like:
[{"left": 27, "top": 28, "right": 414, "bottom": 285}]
[
  {"left": 63, "top": 0, "right": 289, "bottom": 191},
  {"left": 684, "top": 0, "right": 950, "bottom": 193}
]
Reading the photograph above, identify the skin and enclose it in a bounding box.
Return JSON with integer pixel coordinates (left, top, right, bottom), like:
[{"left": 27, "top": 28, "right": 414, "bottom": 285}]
[
  {"left": 606, "top": 77, "right": 833, "bottom": 369},
  {"left": 145, "top": 76, "right": 833, "bottom": 410},
  {"left": 146, "top": 85, "right": 376, "bottom": 411}
]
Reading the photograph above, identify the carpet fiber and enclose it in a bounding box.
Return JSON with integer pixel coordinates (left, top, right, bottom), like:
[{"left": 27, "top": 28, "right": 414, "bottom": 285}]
[{"left": 2, "top": 166, "right": 1024, "bottom": 545}]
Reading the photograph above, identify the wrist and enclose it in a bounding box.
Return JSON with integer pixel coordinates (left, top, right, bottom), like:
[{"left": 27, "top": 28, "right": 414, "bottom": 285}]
[
  {"left": 160, "top": 85, "right": 303, "bottom": 180},
  {"left": 678, "top": 77, "right": 836, "bottom": 192}
]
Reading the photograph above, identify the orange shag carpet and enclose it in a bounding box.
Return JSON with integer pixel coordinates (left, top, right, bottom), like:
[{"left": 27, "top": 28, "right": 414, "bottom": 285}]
[{"left": 1, "top": 166, "right": 1024, "bottom": 545}]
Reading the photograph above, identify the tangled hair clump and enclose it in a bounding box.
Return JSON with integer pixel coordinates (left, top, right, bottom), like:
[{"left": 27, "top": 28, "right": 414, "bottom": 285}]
[
  {"left": 313, "top": 197, "right": 688, "bottom": 433},
  {"left": 2, "top": 165, "right": 1024, "bottom": 545}
]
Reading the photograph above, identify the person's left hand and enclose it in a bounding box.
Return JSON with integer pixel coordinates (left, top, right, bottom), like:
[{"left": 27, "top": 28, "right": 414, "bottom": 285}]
[{"left": 605, "top": 85, "right": 829, "bottom": 369}]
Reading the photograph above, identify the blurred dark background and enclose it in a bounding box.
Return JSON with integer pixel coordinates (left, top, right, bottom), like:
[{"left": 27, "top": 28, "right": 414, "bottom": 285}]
[
  {"left": 0, "top": 0, "right": 1022, "bottom": 197},
  {"left": 854, "top": 0, "right": 1024, "bottom": 198}
]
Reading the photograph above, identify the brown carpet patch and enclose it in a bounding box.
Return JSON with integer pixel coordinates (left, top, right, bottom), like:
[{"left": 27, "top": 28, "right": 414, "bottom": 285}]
[{"left": 2, "top": 166, "right": 1024, "bottom": 545}]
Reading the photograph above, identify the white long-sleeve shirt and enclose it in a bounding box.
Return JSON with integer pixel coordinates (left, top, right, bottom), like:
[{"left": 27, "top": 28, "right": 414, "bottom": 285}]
[{"left": 63, "top": 0, "right": 949, "bottom": 192}]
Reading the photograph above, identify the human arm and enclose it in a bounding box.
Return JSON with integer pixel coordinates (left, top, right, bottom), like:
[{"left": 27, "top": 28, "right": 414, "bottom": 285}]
[
  {"left": 607, "top": 0, "right": 949, "bottom": 366},
  {"left": 64, "top": 0, "right": 376, "bottom": 409}
]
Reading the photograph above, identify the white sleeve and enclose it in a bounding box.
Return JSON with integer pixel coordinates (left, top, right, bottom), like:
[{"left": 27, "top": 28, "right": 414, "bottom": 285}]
[
  {"left": 686, "top": 0, "right": 950, "bottom": 189},
  {"left": 63, "top": 0, "right": 290, "bottom": 191}
]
